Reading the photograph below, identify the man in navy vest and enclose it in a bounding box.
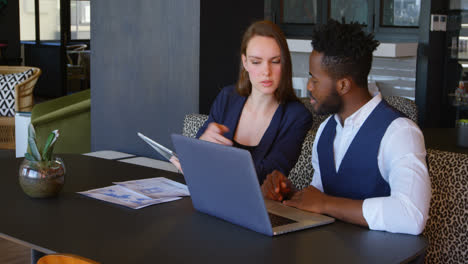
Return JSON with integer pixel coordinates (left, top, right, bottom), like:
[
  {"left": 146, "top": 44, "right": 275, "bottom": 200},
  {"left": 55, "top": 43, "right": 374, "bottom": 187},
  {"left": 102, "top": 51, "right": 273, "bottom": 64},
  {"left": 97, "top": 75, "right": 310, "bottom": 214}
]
[{"left": 261, "top": 20, "right": 431, "bottom": 235}]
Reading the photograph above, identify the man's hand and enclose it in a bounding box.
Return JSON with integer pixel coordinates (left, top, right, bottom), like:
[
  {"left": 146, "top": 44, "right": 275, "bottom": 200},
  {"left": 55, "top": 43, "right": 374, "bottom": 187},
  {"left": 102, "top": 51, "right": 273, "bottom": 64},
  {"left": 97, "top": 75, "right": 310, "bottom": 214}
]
[
  {"left": 199, "top": 122, "right": 233, "bottom": 146},
  {"left": 283, "top": 186, "right": 327, "bottom": 214},
  {"left": 261, "top": 170, "right": 295, "bottom": 202},
  {"left": 283, "top": 186, "right": 368, "bottom": 227}
]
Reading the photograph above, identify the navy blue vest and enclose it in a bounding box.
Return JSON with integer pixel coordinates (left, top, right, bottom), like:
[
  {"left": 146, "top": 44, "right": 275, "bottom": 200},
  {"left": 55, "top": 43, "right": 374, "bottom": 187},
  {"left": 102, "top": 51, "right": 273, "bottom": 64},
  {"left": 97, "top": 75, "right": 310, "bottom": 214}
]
[{"left": 317, "top": 100, "right": 404, "bottom": 200}]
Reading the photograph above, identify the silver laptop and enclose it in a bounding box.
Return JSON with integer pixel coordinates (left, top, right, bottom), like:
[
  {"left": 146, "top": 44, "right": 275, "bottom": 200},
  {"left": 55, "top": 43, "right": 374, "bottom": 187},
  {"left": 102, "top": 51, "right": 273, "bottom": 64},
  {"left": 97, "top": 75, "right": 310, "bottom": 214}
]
[{"left": 171, "top": 134, "right": 334, "bottom": 236}]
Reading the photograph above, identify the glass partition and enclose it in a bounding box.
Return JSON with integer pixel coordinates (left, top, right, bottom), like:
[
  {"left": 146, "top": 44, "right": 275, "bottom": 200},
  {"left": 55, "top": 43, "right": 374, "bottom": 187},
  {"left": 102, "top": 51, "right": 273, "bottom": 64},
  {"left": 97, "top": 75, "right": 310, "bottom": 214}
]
[
  {"left": 71, "top": 0, "right": 91, "bottom": 40},
  {"left": 329, "top": 0, "right": 368, "bottom": 25},
  {"left": 381, "top": 0, "right": 420, "bottom": 27},
  {"left": 39, "top": 0, "right": 61, "bottom": 41},
  {"left": 281, "top": 0, "right": 318, "bottom": 24}
]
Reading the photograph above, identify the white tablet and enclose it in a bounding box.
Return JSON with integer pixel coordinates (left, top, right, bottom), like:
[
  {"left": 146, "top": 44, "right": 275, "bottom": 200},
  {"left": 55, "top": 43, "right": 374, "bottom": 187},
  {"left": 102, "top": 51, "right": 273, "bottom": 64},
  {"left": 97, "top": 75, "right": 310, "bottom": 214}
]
[{"left": 137, "top": 132, "right": 176, "bottom": 161}]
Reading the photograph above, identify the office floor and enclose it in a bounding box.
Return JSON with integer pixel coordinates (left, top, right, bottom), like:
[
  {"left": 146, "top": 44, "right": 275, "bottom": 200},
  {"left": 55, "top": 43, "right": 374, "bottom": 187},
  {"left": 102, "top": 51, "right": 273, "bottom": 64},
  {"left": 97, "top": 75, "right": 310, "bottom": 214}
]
[{"left": 0, "top": 238, "right": 30, "bottom": 264}]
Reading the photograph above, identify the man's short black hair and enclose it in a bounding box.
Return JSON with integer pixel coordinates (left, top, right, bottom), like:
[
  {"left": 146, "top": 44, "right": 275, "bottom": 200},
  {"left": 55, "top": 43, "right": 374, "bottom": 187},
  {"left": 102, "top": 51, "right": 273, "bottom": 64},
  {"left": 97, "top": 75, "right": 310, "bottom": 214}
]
[{"left": 311, "top": 19, "right": 379, "bottom": 88}]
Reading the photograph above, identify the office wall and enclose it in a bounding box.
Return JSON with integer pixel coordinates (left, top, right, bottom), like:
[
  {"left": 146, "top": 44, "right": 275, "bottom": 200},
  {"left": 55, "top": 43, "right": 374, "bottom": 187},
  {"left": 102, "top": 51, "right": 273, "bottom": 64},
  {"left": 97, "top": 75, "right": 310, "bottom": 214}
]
[
  {"left": 199, "top": 0, "right": 264, "bottom": 114},
  {"left": 91, "top": 0, "right": 200, "bottom": 158}
]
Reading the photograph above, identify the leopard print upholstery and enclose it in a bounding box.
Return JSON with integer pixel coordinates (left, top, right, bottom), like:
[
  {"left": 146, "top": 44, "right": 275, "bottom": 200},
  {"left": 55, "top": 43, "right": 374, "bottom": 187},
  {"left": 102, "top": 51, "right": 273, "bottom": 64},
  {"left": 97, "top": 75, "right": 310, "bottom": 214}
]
[
  {"left": 384, "top": 95, "right": 418, "bottom": 123},
  {"left": 182, "top": 114, "right": 208, "bottom": 138},
  {"left": 182, "top": 96, "right": 418, "bottom": 190},
  {"left": 287, "top": 129, "right": 316, "bottom": 189},
  {"left": 423, "top": 149, "right": 468, "bottom": 264},
  {"left": 287, "top": 99, "right": 328, "bottom": 188}
]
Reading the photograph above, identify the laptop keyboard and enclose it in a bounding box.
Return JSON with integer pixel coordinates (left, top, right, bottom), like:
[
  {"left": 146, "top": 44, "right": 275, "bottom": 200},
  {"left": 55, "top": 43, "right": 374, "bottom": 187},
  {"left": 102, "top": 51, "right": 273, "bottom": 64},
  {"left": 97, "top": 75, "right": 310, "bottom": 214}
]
[{"left": 268, "top": 212, "right": 297, "bottom": 227}]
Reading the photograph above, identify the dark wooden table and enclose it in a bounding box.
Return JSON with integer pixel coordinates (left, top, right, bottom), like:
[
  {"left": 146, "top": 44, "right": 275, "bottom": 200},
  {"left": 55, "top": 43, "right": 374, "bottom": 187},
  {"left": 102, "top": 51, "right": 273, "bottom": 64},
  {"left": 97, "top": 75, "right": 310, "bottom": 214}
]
[{"left": 0, "top": 154, "right": 428, "bottom": 264}]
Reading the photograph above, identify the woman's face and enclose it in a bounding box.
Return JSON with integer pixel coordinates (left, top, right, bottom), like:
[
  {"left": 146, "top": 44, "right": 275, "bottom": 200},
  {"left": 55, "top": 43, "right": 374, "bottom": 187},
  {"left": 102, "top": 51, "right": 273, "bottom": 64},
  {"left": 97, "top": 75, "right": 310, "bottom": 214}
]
[{"left": 242, "top": 36, "right": 282, "bottom": 96}]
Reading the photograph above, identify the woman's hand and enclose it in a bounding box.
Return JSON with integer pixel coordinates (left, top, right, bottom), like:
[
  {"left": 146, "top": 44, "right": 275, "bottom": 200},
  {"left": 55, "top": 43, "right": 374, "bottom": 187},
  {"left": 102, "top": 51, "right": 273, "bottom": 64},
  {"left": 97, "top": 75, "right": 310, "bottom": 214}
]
[
  {"left": 199, "top": 122, "right": 233, "bottom": 146},
  {"left": 169, "top": 156, "right": 183, "bottom": 174},
  {"left": 261, "top": 170, "right": 296, "bottom": 202}
]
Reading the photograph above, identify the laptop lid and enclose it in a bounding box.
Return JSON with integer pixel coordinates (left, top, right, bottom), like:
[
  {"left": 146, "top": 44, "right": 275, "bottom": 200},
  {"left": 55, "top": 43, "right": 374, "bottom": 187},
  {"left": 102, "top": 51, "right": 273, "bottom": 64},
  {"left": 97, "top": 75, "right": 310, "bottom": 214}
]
[{"left": 171, "top": 134, "right": 274, "bottom": 236}]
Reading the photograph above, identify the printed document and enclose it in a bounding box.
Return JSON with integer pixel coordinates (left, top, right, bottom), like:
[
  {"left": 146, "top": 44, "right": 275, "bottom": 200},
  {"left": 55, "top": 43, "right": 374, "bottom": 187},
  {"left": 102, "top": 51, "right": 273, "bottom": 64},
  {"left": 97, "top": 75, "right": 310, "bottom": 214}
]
[
  {"left": 78, "top": 177, "right": 189, "bottom": 209},
  {"left": 114, "top": 177, "right": 189, "bottom": 199}
]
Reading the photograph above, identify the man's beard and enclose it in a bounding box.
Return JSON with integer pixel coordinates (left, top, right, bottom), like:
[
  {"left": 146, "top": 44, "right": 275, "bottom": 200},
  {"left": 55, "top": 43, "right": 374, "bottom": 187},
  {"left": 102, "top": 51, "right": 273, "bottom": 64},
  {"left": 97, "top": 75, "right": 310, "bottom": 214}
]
[{"left": 313, "top": 85, "right": 343, "bottom": 115}]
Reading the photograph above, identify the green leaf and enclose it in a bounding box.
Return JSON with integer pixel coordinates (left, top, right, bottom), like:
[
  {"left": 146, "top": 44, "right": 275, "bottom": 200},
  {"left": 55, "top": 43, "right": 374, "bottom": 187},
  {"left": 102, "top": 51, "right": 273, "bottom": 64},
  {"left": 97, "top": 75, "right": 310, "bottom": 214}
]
[
  {"left": 45, "top": 144, "right": 55, "bottom": 161},
  {"left": 28, "top": 124, "right": 36, "bottom": 140},
  {"left": 24, "top": 153, "right": 36, "bottom": 162},
  {"left": 43, "top": 130, "right": 59, "bottom": 161},
  {"left": 28, "top": 137, "right": 42, "bottom": 162},
  {"left": 42, "top": 132, "right": 55, "bottom": 161}
]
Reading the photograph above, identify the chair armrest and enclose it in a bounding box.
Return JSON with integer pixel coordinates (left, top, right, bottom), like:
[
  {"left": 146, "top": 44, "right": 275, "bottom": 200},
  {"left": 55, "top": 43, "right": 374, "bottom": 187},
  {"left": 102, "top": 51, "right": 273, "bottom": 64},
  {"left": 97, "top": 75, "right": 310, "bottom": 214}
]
[
  {"left": 31, "top": 99, "right": 90, "bottom": 126},
  {"left": 31, "top": 89, "right": 90, "bottom": 124}
]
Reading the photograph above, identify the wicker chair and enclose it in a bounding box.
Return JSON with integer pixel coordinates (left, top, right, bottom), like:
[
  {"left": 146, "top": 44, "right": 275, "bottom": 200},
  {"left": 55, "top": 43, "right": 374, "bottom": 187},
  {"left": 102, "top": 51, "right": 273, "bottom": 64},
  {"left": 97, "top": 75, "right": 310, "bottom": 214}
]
[{"left": 0, "top": 66, "right": 41, "bottom": 149}]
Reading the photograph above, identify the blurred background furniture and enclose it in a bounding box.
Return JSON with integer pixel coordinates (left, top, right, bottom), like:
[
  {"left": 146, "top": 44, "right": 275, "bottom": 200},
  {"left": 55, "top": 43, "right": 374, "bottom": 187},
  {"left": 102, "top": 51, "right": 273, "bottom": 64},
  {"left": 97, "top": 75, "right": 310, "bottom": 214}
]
[
  {"left": 66, "top": 44, "right": 90, "bottom": 92},
  {"left": 38, "top": 253, "right": 100, "bottom": 264},
  {"left": 31, "top": 89, "right": 90, "bottom": 153},
  {"left": 0, "top": 66, "right": 41, "bottom": 149}
]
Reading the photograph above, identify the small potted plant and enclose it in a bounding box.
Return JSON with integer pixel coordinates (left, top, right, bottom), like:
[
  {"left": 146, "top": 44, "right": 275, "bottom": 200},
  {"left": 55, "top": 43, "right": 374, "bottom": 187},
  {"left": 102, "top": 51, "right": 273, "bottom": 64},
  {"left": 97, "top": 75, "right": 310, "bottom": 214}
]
[{"left": 18, "top": 124, "right": 65, "bottom": 198}]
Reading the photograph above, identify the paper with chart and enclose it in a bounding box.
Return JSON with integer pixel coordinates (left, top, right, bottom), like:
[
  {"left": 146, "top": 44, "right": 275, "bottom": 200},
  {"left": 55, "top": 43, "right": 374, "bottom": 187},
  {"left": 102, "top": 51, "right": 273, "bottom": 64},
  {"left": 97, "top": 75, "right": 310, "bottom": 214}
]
[
  {"left": 79, "top": 185, "right": 181, "bottom": 209},
  {"left": 78, "top": 177, "right": 189, "bottom": 209},
  {"left": 113, "top": 177, "right": 190, "bottom": 199}
]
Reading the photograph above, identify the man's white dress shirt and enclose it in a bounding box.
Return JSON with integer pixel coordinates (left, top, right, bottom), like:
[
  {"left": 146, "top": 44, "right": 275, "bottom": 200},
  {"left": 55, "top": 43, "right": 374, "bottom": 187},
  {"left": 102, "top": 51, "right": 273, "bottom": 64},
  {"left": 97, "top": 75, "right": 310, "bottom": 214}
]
[{"left": 310, "top": 93, "right": 431, "bottom": 235}]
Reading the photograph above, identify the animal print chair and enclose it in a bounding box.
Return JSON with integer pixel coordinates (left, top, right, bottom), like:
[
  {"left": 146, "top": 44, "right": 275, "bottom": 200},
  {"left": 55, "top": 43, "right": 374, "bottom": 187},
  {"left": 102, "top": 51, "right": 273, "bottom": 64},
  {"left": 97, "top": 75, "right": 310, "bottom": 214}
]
[{"left": 423, "top": 149, "right": 467, "bottom": 264}]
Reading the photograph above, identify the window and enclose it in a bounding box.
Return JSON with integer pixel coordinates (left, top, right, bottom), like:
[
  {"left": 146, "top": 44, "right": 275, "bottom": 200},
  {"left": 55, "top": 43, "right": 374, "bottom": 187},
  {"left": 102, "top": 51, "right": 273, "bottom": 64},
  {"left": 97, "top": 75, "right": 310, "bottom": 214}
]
[
  {"left": 19, "top": 0, "right": 36, "bottom": 41},
  {"left": 70, "top": 0, "right": 91, "bottom": 40},
  {"left": 282, "top": 0, "right": 318, "bottom": 24},
  {"left": 268, "top": 0, "right": 323, "bottom": 38},
  {"left": 329, "top": 0, "right": 368, "bottom": 25},
  {"left": 267, "top": 0, "right": 420, "bottom": 41},
  {"left": 381, "top": 0, "right": 420, "bottom": 27},
  {"left": 39, "top": 0, "right": 61, "bottom": 41},
  {"left": 19, "top": 0, "right": 91, "bottom": 43}
]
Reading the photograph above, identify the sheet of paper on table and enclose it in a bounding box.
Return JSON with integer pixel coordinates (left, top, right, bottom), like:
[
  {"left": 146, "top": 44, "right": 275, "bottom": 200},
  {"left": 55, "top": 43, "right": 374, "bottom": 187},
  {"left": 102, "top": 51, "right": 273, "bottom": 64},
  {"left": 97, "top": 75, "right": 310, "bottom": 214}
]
[
  {"left": 78, "top": 177, "right": 189, "bottom": 209},
  {"left": 113, "top": 177, "right": 190, "bottom": 199}
]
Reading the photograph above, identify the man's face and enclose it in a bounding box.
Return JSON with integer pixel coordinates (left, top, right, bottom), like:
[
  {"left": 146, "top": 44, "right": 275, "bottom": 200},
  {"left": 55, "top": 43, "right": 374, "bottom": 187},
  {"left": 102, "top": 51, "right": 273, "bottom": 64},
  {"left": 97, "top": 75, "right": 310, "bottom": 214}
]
[{"left": 307, "top": 51, "right": 342, "bottom": 115}]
